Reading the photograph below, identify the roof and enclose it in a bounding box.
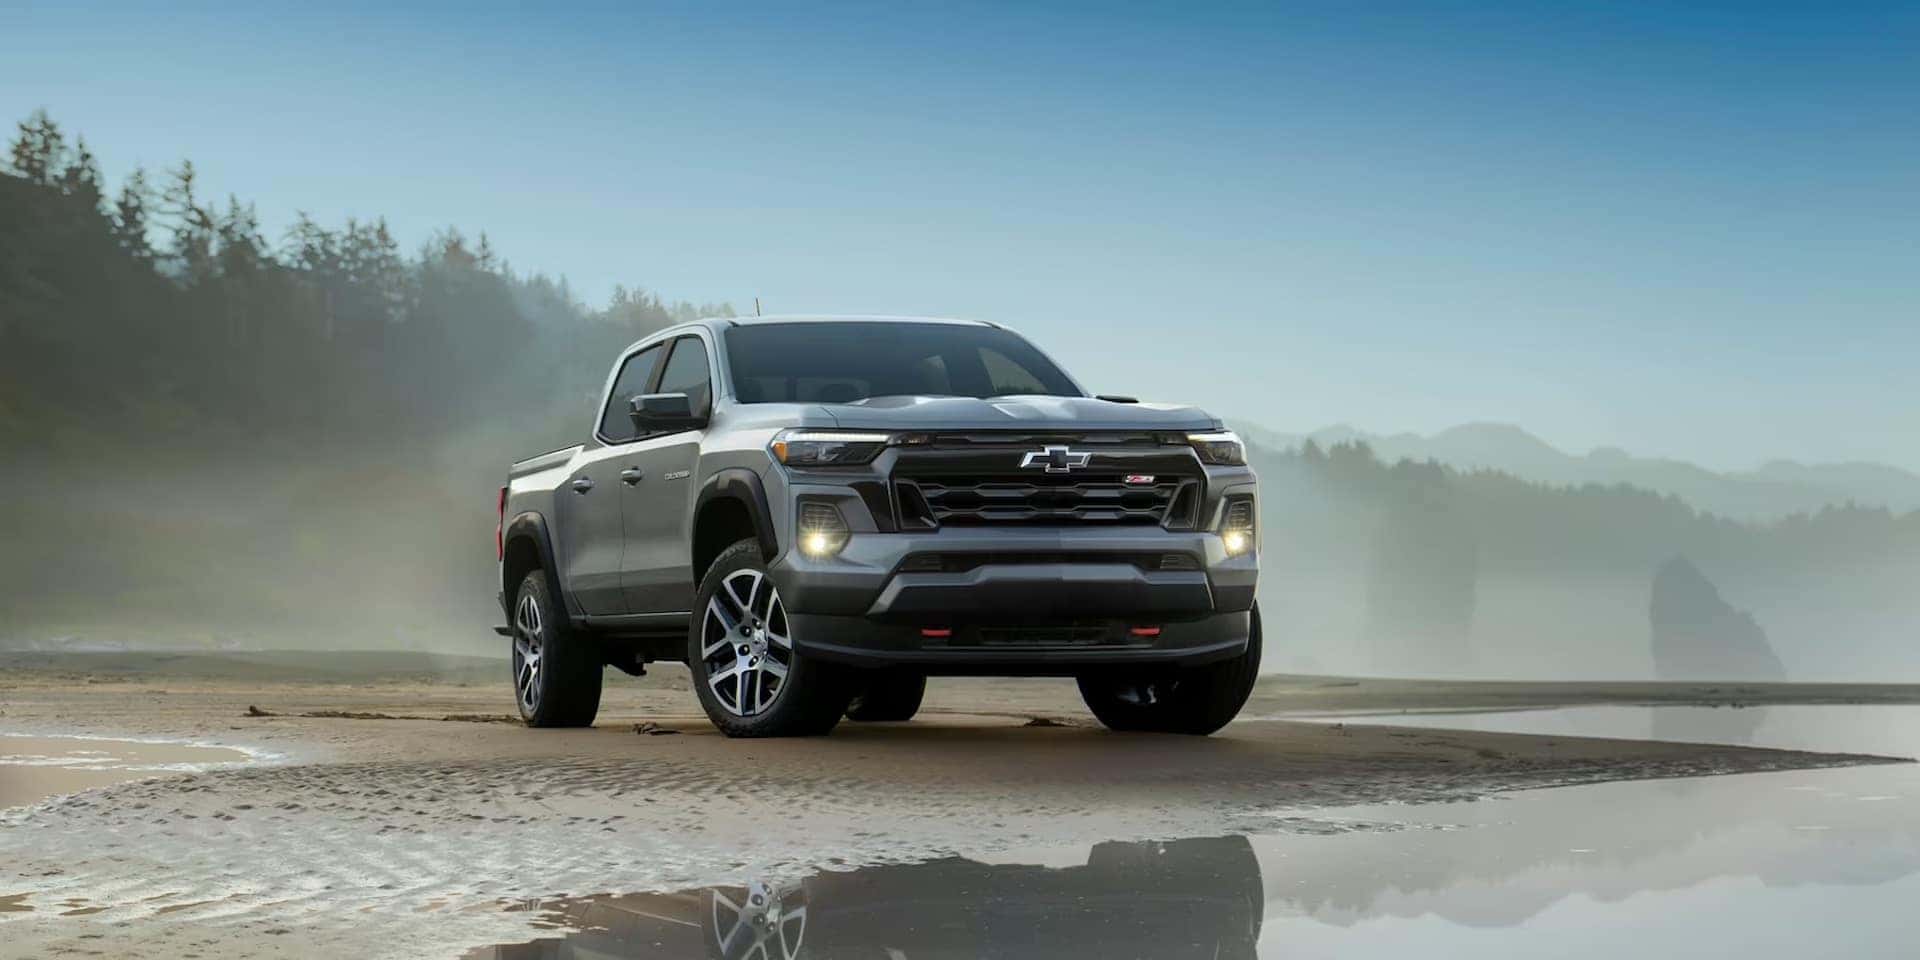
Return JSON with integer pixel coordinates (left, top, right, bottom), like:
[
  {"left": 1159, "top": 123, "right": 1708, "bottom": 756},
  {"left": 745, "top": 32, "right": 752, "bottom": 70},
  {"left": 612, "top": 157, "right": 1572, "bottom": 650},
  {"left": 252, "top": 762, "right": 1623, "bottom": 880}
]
[
  {"left": 717, "top": 314, "right": 995, "bottom": 328},
  {"left": 623, "top": 314, "right": 1004, "bottom": 357}
]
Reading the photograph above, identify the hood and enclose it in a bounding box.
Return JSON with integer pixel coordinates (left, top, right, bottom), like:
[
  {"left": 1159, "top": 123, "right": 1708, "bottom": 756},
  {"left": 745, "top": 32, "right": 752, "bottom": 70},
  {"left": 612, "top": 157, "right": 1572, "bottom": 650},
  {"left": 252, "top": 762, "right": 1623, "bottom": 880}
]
[{"left": 818, "top": 395, "right": 1220, "bottom": 432}]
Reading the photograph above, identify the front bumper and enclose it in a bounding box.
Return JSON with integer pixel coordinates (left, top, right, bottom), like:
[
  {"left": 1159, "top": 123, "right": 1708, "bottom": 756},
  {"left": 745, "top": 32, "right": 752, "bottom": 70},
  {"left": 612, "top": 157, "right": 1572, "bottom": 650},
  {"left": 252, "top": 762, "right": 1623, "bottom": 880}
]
[
  {"left": 768, "top": 525, "right": 1257, "bottom": 672},
  {"left": 787, "top": 610, "right": 1251, "bottom": 674}
]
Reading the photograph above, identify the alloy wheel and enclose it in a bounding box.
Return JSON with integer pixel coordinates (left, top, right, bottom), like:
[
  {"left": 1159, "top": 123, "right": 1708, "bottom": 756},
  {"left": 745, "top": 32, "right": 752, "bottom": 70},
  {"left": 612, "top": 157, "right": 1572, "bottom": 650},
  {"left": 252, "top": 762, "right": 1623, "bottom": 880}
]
[
  {"left": 699, "top": 569, "right": 794, "bottom": 716},
  {"left": 708, "top": 880, "right": 807, "bottom": 960},
  {"left": 512, "top": 589, "right": 544, "bottom": 715}
]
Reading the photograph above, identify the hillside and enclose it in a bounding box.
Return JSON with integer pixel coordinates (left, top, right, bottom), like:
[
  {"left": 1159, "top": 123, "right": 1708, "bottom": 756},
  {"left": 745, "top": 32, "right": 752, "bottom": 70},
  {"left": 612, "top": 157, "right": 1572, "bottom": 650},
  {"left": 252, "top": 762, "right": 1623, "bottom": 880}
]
[{"left": 1236, "top": 421, "right": 1920, "bottom": 521}]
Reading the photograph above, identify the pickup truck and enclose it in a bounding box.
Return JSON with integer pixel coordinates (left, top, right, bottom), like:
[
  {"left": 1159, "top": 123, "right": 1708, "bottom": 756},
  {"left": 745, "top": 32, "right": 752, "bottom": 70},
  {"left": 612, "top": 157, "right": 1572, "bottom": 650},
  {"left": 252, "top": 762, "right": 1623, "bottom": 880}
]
[{"left": 497, "top": 316, "right": 1260, "bottom": 737}]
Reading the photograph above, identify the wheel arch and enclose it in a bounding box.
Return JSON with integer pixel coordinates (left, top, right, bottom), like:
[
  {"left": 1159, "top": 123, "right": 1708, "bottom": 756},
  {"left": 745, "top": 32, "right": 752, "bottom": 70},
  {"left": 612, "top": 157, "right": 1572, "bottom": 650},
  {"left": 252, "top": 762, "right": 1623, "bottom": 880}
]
[
  {"left": 501, "top": 511, "right": 580, "bottom": 618},
  {"left": 693, "top": 468, "right": 779, "bottom": 582}
]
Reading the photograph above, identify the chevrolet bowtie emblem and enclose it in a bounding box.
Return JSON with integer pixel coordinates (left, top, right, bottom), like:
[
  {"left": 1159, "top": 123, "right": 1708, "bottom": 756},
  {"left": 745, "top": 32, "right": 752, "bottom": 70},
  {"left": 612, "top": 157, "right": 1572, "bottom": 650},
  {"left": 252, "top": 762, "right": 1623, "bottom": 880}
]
[{"left": 1020, "top": 445, "right": 1091, "bottom": 473}]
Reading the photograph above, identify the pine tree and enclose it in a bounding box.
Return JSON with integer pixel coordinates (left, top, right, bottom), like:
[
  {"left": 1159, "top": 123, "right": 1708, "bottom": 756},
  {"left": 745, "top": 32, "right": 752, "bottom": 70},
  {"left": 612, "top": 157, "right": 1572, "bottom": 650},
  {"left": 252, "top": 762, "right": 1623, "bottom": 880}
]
[
  {"left": 283, "top": 211, "right": 337, "bottom": 274},
  {"left": 112, "top": 167, "right": 155, "bottom": 262},
  {"left": 216, "top": 194, "right": 266, "bottom": 273},
  {"left": 7, "top": 108, "right": 66, "bottom": 185},
  {"left": 162, "top": 160, "right": 216, "bottom": 283},
  {"left": 59, "top": 135, "right": 104, "bottom": 211}
]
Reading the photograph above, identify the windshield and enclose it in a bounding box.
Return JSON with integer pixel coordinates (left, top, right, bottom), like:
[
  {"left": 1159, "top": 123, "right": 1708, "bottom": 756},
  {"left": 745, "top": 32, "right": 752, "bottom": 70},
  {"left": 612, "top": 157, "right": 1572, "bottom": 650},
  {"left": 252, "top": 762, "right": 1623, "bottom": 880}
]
[{"left": 723, "top": 322, "right": 1082, "bottom": 403}]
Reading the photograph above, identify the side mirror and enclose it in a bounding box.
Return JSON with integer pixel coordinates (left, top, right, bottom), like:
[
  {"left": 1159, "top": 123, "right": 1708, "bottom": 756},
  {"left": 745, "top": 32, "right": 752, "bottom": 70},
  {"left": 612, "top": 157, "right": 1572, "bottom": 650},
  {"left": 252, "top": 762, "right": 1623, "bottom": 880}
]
[{"left": 629, "top": 392, "right": 706, "bottom": 432}]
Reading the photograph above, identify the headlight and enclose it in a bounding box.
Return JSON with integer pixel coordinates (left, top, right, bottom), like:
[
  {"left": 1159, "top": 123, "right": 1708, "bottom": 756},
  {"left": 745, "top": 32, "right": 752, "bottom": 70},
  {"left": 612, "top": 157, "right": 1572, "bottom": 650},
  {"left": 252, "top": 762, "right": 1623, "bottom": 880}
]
[
  {"left": 798, "top": 501, "right": 850, "bottom": 557},
  {"left": 770, "top": 429, "right": 891, "bottom": 466},
  {"left": 1220, "top": 496, "right": 1256, "bottom": 556},
  {"left": 1186, "top": 431, "right": 1245, "bottom": 466}
]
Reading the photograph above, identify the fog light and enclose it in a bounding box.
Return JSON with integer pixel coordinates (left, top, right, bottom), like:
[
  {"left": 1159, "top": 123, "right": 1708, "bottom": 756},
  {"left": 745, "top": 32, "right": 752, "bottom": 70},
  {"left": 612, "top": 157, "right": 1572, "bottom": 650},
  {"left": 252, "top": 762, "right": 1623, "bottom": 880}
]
[
  {"left": 798, "top": 501, "right": 850, "bottom": 558},
  {"left": 1220, "top": 496, "right": 1255, "bottom": 556}
]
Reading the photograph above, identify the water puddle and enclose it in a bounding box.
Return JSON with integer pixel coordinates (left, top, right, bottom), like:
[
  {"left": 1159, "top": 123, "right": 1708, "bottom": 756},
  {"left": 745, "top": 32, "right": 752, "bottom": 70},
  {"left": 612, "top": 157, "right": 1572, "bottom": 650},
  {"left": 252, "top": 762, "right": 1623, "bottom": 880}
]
[
  {"left": 469, "top": 706, "right": 1920, "bottom": 959},
  {"left": 0, "top": 734, "right": 256, "bottom": 809},
  {"left": 467, "top": 836, "right": 1266, "bottom": 959},
  {"left": 1291, "top": 703, "right": 1920, "bottom": 757}
]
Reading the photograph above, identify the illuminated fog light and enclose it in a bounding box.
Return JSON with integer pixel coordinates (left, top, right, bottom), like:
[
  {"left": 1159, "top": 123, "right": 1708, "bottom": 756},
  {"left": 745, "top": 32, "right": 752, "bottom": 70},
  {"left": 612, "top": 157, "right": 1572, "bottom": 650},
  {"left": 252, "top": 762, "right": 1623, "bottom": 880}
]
[
  {"left": 1220, "top": 496, "right": 1256, "bottom": 556},
  {"left": 797, "top": 501, "right": 850, "bottom": 558}
]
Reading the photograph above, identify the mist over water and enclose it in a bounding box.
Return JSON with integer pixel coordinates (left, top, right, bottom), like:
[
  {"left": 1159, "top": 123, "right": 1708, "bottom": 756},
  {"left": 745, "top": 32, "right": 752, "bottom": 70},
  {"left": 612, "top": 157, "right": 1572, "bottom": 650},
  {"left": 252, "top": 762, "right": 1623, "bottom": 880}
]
[{"left": 1246, "top": 442, "right": 1920, "bottom": 682}]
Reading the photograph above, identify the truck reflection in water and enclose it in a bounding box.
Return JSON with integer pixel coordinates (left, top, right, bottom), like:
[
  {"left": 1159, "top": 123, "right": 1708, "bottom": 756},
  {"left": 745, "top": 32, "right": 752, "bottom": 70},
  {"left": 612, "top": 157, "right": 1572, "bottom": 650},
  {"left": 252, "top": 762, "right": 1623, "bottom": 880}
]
[{"left": 472, "top": 835, "right": 1261, "bottom": 960}]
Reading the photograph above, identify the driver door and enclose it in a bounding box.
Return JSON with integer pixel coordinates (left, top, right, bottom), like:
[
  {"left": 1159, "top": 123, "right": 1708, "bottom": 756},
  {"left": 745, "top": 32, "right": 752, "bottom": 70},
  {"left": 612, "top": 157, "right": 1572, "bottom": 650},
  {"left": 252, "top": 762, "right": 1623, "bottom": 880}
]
[
  {"left": 621, "top": 334, "right": 712, "bottom": 614},
  {"left": 554, "top": 343, "right": 661, "bottom": 615}
]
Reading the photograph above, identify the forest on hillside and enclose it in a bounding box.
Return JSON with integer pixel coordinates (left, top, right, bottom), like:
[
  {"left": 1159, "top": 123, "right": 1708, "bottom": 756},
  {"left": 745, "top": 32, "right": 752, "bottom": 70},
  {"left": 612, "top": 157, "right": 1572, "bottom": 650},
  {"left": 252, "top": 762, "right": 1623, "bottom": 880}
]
[
  {"left": 0, "top": 109, "right": 729, "bottom": 447},
  {"left": 2, "top": 109, "right": 1914, "bottom": 679}
]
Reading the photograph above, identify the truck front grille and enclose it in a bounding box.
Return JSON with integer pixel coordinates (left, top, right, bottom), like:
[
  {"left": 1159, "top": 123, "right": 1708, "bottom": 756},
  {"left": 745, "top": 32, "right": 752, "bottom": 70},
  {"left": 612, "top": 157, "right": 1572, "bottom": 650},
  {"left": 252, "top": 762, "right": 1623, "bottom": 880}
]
[{"left": 897, "top": 475, "right": 1193, "bottom": 528}]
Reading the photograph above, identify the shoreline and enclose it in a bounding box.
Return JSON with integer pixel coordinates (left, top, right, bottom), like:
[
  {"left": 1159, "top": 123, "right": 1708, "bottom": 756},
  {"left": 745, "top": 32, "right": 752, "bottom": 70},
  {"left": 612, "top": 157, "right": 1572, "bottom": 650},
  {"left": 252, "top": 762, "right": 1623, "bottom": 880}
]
[{"left": 2, "top": 654, "right": 1915, "bottom": 958}]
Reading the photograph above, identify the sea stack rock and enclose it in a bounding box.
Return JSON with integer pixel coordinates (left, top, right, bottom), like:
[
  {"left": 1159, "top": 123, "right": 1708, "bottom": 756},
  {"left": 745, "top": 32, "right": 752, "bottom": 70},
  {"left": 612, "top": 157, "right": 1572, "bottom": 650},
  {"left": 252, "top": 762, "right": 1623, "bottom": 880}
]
[{"left": 1649, "top": 556, "right": 1786, "bottom": 681}]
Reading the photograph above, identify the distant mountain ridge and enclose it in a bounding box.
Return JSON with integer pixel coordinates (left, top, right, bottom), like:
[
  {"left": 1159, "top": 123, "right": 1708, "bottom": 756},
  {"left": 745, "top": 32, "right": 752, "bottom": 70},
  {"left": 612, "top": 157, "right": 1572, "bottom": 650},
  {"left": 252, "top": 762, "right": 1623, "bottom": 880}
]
[{"left": 1233, "top": 421, "right": 1920, "bottom": 521}]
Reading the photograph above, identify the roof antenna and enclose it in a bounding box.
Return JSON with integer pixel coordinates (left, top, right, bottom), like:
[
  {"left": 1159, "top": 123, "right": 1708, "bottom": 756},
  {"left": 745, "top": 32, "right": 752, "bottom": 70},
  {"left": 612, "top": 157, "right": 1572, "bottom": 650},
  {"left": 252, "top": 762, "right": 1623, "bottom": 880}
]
[{"left": 754, "top": 297, "right": 762, "bottom": 317}]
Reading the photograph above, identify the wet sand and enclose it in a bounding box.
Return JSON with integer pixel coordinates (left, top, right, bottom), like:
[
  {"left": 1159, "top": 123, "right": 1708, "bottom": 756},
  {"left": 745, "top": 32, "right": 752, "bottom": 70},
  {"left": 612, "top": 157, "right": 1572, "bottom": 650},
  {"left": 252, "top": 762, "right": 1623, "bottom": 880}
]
[
  {"left": 1, "top": 652, "right": 1915, "bottom": 958},
  {"left": 0, "top": 736, "right": 255, "bottom": 808}
]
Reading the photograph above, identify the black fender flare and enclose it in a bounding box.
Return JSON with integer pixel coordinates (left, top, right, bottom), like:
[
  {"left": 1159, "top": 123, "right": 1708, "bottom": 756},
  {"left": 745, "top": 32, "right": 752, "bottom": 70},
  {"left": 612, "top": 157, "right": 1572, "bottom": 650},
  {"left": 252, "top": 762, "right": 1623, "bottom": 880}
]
[
  {"left": 501, "top": 511, "right": 581, "bottom": 618},
  {"left": 695, "top": 468, "right": 780, "bottom": 561}
]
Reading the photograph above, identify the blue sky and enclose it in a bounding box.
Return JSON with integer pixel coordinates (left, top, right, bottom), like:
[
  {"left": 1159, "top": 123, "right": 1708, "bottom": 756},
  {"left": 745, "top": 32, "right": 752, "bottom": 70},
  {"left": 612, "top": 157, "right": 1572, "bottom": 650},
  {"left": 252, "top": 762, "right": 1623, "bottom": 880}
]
[{"left": 6, "top": 1, "right": 1917, "bottom": 471}]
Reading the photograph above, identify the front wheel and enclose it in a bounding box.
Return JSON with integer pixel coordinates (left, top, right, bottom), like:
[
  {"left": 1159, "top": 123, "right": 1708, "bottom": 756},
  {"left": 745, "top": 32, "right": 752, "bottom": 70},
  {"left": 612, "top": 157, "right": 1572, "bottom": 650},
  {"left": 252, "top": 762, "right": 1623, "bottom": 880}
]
[
  {"left": 1076, "top": 605, "right": 1262, "bottom": 735},
  {"left": 690, "top": 539, "right": 856, "bottom": 737}
]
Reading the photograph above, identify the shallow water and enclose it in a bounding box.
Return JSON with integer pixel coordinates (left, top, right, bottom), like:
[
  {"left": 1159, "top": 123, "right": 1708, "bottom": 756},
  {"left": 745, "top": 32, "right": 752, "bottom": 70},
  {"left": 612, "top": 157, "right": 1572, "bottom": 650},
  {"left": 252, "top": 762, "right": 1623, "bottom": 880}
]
[
  {"left": 1300, "top": 702, "right": 1920, "bottom": 756},
  {"left": 0, "top": 734, "right": 256, "bottom": 808},
  {"left": 472, "top": 706, "right": 1920, "bottom": 959}
]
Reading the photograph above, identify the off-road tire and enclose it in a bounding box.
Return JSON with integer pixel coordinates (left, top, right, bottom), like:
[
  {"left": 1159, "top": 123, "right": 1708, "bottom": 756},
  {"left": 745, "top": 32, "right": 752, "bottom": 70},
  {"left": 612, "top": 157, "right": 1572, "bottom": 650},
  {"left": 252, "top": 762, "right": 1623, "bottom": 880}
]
[
  {"left": 845, "top": 669, "right": 927, "bottom": 722},
  {"left": 1076, "top": 604, "right": 1262, "bottom": 735},
  {"left": 510, "top": 568, "right": 603, "bottom": 727},
  {"left": 690, "top": 539, "right": 856, "bottom": 738}
]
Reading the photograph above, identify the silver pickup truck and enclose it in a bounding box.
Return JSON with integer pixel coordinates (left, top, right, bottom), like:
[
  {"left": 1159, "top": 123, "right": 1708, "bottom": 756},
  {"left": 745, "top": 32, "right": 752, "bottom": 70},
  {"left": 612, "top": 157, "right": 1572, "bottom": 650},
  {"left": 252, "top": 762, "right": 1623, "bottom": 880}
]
[{"left": 496, "top": 316, "right": 1260, "bottom": 737}]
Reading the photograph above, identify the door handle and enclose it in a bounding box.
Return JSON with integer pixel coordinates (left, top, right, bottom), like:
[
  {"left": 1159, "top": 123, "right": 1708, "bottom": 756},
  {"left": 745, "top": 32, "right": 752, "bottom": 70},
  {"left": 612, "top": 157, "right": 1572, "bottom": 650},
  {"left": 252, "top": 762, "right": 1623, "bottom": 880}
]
[
  {"left": 620, "top": 467, "right": 644, "bottom": 485},
  {"left": 570, "top": 476, "right": 595, "bottom": 494}
]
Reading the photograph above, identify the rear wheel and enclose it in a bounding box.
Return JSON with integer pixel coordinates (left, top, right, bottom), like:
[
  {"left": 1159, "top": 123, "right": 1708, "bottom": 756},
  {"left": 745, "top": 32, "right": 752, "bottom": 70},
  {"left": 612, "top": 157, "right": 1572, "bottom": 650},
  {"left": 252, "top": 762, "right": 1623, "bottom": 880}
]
[
  {"left": 845, "top": 669, "right": 927, "bottom": 722},
  {"left": 511, "top": 568, "right": 603, "bottom": 727},
  {"left": 690, "top": 539, "right": 855, "bottom": 737},
  {"left": 1076, "top": 605, "right": 1262, "bottom": 735}
]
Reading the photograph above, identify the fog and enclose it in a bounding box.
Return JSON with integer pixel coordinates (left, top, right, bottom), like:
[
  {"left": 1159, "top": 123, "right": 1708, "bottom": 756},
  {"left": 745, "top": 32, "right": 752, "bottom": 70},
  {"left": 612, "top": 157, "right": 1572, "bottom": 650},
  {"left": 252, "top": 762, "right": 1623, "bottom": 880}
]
[
  {"left": 1, "top": 425, "right": 537, "bottom": 654},
  {"left": 3, "top": 108, "right": 1916, "bottom": 682},
  {"left": 5, "top": 424, "right": 1917, "bottom": 685},
  {"left": 1246, "top": 441, "right": 1920, "bottom": 681}
]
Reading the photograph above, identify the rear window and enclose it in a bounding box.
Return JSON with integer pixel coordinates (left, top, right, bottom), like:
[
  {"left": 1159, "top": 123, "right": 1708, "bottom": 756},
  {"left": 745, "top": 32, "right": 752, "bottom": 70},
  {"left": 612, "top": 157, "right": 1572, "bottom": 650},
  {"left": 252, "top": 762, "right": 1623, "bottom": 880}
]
[{"left": 723, "top": 323, "right": 1080, "bottom": 404}]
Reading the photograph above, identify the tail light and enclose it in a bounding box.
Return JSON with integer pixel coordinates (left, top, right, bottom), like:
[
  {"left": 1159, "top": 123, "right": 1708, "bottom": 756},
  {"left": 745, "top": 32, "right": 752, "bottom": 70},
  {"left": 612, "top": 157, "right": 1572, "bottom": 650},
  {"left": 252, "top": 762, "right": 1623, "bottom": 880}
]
[{"left": 496, "top": 486, "right": 508, "bottom": 560}]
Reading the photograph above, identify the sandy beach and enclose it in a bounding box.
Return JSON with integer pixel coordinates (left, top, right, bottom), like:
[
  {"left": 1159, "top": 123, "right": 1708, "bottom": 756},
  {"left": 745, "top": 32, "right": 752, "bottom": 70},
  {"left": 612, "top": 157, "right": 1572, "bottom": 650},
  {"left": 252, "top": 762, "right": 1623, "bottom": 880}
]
[{"left": 2, "top": 652, "right": 1916, "bottom": 958}]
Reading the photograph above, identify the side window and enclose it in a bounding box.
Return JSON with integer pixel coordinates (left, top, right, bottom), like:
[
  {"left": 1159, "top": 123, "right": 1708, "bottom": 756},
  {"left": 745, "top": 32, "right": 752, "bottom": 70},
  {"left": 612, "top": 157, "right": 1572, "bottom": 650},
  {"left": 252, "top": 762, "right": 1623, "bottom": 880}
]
[
  {"left": 655, "top": 336, "right": 712, "bottom": 421},
  {"left": 979, "top": 347, "right": 1050, "bottom": 396},
  {"left": 597, "top": 344, "right": 662, "bottom": 443}
]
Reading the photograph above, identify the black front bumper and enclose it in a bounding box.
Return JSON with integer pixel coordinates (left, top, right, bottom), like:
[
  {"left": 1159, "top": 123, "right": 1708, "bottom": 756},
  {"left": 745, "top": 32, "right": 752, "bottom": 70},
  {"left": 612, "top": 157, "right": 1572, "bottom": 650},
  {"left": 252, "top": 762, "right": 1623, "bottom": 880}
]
[
  {"left": 788, "top": 610, "right": 1251, "bottom": 674},
  {"left": 769, "top": 526, "right": 1257, "bottom": 673}
]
